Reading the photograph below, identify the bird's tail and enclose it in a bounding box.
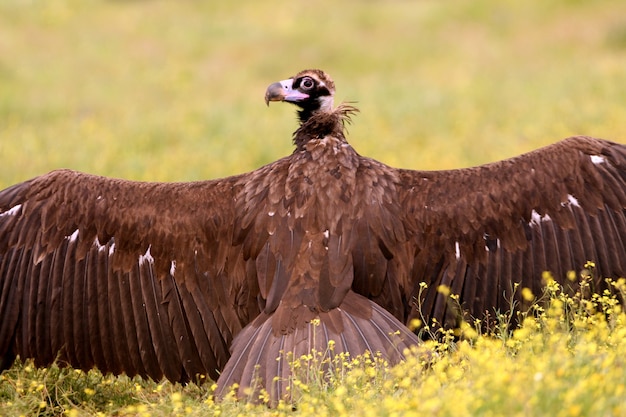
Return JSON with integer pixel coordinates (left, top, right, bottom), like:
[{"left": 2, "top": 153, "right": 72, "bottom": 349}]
[{"left": 214, "top": 290, "right": 420, "bottom": 405}]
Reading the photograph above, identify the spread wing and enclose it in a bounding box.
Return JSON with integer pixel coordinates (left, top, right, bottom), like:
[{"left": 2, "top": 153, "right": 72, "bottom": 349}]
[
  {"left": 0, "top": 168, "right": 263, "bottom": 382},
  {"left": 393, "top": 136, "right": 626, "bottom": 328}
]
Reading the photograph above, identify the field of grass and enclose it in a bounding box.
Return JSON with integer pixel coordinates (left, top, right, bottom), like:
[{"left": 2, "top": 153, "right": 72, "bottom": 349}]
[{"left": 1, "top": 0, "right": 626, "bottom": 415}]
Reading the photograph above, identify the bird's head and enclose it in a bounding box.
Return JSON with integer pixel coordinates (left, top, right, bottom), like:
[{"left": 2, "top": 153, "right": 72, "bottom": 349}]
[{"left": 265, "top": 69, "right": 335, "bottom": 123}]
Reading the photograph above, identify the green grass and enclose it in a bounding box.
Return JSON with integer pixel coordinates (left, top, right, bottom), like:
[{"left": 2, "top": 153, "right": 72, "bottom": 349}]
[
  {"left": 2, "top": 0, "right": 626, "bottom": 415},
  {"left": 1, "top": 0, "right": 625, "bottom": 187}
]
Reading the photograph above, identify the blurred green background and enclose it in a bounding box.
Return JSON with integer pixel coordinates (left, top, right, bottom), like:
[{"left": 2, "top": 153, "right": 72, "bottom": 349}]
[{"left": 1, "top": 0, "right": 625, "bottom": 188}]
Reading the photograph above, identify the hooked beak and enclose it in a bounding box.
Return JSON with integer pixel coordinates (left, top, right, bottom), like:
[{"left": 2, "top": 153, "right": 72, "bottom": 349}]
[{"left": 265, "top": 78, "right": 310, "bottom": 105}]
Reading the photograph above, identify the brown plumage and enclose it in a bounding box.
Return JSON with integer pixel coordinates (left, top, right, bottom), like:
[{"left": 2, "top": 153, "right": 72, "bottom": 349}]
[{"left": 1, "top": 69, "right": 626, "bottom": 403}]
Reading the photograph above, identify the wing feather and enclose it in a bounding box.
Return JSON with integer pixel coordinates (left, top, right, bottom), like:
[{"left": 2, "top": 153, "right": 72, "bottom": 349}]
[
  {"left": 0, "top": 249, "right": 21, "bottom": 357},
  {"left": 117, "top": 268, "right": 148, "bottom": 378},
  {"left": 160, "top": 277, "right": 205, "bottom": 380},
  {"left": 73, "top": 251, "right": 93, "bottom": 371},
  {"left": 48, "top": 242, "right": 66, "bottom": 363},
  {"left": 0, "top": 168, "right": 257, "bottom": 383},
  {"left": 20, "top": 248, "right": 37, "bottom": 361},
  {"left": 137, "top": 252, "right": 184, "bottom": 382},
  {"left": 35, "top": 249, "right": 55, "bottom": 367},
  {"left": 92, "top": 241, "right": 116, "bottom": 373},
  {"left": 391, "top": 136, "right": 626, "bottom": 328},
  {"left": 483, "top": 247, "right": 504, "bottom": 319},
  {"left": 529, "top": 220, "right": 547, "bottom": 287},
  {"left": 84, "top": 249, "right": 103, "bottom": 371},
  {"left": 181, "top": 279, "right": 233, "bottom": 378},
  {"left": 105, "top": 268, "right": 138, "bottom": 376},
  {"left": 607, "top": 208, "right": 626, "bottom": 271}
]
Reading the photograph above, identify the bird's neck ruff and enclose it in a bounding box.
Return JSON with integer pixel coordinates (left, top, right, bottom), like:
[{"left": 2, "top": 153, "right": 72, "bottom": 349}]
[{"left": 293, "top": 104, "right": 359, "bottom": 150}]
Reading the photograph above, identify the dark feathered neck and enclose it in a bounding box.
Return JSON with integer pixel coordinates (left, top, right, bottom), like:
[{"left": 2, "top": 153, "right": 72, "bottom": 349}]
[
  {"left": 293, "top": 104, "right": 359, "bottom": 150},
  {"left": 297, "top": 108, "right": 316, "bottom": 125}
]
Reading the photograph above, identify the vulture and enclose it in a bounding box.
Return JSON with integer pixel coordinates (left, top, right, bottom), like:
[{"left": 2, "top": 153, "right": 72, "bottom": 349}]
[{"left": 1, "top": 68, "right": 626, "bottom": 403}]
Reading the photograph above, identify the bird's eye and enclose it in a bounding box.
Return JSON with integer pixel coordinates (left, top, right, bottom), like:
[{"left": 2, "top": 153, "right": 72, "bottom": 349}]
[{"left": 300, "top": 77, "right": 315, "bottom": 90}]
